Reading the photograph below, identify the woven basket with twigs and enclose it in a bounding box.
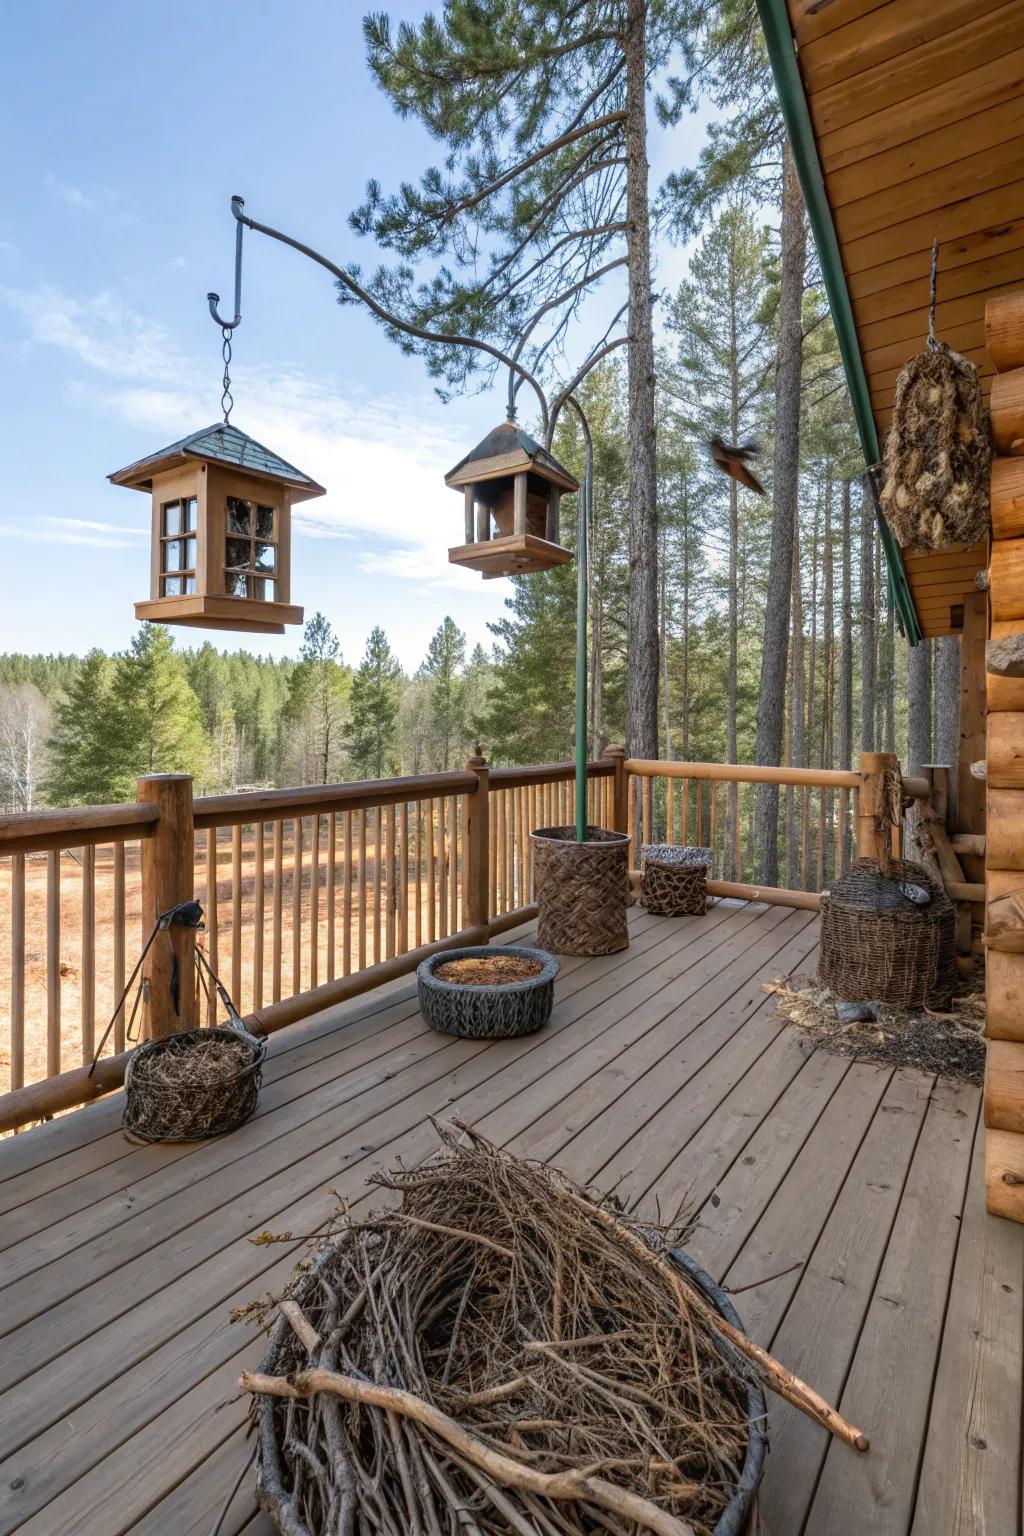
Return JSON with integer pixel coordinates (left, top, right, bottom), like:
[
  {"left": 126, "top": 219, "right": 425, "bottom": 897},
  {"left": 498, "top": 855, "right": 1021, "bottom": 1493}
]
[
  {"left": 818, "top": 857, "right": 958, "bottom": 1010},
  {"left": 242, "top": 1127, "right": 873, "bottom": 1536},
  {"left": 122, "top": 1025, "right": 264, "bottom": 1142}
]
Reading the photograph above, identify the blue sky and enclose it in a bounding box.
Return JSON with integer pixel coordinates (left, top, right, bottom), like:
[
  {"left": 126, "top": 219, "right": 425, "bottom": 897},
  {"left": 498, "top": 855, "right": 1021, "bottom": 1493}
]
[{"left": 1, "top": 2, "right": 706, "bottom": 671}]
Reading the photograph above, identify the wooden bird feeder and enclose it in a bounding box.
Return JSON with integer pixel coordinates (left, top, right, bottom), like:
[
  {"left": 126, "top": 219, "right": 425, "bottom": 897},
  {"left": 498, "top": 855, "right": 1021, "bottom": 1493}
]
[
  {"left": 110, "top": 423, "right": 325, "bottom": 634},
  {"left": 446, "top": 421, "right": 577, "bottom": 578}
]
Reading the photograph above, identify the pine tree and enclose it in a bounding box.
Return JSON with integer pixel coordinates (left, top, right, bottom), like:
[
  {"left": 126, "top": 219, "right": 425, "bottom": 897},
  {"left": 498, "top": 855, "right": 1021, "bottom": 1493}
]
[
  {"left": 350, "top": 626, "right": 403, "bottom": 780},
  {"left": 44, "top": 650, "right": 117, "bottom": 805},
  {"left": 351, "top": 1, "right": 704, "bottom": 761},
  {"left": 106, "top": 626, "right": 209, "bottom": 798},
  {"left": 422, "top": 617, "right": 467, "bottom": 771},
  {"left": 283, "top": 615, "right": 350, "bottom": 786},
  {"left": 664, "top": 200, "right": 771, "bottom": 874}
]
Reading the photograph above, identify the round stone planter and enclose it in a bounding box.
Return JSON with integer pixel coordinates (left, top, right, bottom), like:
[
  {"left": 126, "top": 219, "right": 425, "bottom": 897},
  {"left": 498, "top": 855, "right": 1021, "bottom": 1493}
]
[
  {"left": 416, "top": 946, "right": 559, "bottom": 1039},
  {"left": 530, "top": 825, "right": 631, "bottom": 956}
]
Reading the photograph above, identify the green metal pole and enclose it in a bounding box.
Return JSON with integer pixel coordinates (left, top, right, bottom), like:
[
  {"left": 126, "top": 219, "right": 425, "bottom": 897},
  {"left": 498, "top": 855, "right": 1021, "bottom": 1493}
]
[{"left": 575, "top": 453, "right": 590, "bottom": 841}]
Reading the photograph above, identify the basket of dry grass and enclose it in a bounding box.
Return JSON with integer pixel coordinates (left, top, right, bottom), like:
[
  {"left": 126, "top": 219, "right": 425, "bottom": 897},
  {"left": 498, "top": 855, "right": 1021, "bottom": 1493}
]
[
  {"left": 122, "top": 1022, "right": 265, "bottom": 1142},
  {"left": 243, "top": 1128, "right": 785, "bottom": 1536}
]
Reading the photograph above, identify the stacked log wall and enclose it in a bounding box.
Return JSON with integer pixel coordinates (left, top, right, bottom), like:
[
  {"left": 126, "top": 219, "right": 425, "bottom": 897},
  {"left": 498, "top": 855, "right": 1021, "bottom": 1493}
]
[{"left": 983, "top": 289, "right": 1024, "bottom": 1222}]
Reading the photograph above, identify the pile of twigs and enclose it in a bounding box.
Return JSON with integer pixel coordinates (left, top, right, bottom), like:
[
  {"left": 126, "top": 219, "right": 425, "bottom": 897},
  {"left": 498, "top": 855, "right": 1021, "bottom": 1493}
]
[{"left": 243, "top": 1125, "right": 865, "bottom": 1536}]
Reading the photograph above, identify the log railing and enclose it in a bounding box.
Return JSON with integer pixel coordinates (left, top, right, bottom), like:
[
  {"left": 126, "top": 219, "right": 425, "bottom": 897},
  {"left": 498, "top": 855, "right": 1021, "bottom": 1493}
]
[
  {"left": 624, "top": 758, "right": 864, "bottom": 902},
  {"left": 1, "top": 747, "right": 940, "bottom": 1132},
  {"left": 0, "top": 756, "right": 614, "bottom": 1130}
]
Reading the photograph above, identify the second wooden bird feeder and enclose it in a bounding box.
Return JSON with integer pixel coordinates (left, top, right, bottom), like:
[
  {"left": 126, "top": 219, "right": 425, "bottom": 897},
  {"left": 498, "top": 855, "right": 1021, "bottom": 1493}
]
[{"left": 446, "top": 421, "right": 577, "bottom": 578}]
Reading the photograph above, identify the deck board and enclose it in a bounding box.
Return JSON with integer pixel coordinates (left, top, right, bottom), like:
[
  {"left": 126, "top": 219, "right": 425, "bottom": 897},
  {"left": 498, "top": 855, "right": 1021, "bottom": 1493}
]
[{"left": 0, "top": 901, "right": 1018, "bottom": 1536}]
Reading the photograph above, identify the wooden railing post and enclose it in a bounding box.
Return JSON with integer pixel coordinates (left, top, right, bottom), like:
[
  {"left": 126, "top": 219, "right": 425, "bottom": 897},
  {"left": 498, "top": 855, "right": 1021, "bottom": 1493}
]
[
  {"left": 138, "top": 774, "right": 196, "bottom": 1039},
  {"left": 463, "top": 748, "right": 490, "bottom": 937},
  {"left": 603, "top": 744, "right": 628, "bottom": 834},
  {"left": 856, "top": 752, "right": 899, "bottom": 870}
]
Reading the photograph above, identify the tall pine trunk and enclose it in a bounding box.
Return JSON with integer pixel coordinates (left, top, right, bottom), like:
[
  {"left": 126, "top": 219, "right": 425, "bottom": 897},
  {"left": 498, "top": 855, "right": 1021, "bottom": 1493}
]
[
  {"left": 624, "top": 0, "right": 659, "bottom": 763},
  {"left": 860, "top": 491, "right": 876, "bottom": 753},
  {"left": 787, "top": 505, "right": 805, "bottom": 889},
  {"left": 934, "top": 634, "right": 961, "bottom": 782},
  {"left": 753, "top": 142, "right": 806, "bottom": 884},
  {"left": 907, "top": 640, "right": 932, "bottom": 775},
  {"left": 839, "top": 480, "right": 853, "bottom": 868},
  {"left": 820, "top": 474, "right": 834, "bottom": 884}
]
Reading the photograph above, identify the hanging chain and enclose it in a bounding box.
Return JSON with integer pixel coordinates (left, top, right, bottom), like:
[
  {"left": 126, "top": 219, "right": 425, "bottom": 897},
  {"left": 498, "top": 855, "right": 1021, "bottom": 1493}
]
[
  {"left": 927, "top": 237, "right": 940, "bottom": 352},
  {"left": 220, "top": 327, "right": 234, "bottom": 424}
]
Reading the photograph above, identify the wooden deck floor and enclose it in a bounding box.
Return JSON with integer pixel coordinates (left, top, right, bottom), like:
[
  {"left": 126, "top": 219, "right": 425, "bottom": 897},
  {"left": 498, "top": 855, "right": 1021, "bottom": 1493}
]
[{"left": 0, "top": 900, "right": 1020, "bottom": 1536}]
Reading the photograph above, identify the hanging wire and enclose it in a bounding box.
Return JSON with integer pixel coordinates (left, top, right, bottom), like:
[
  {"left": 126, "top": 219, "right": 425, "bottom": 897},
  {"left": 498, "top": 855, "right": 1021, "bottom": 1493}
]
[
  {"left": 220, "top": 327, "right": 234, "bottom": 424},
  {"left": 927, "top": 237, "right": 940, "bottom": 352}
]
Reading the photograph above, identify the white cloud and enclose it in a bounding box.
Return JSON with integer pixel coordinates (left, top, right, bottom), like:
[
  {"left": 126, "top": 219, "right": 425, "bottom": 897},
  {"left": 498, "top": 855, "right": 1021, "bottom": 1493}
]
[
  {"left": 2, "top": 515, "right": 146, "bottom": 549},
  {"left": 2, "top": 282, "right": 489, "bottom": 591},
  {"left": 42, "top": 176, "right": 121, "bottom": 215}
]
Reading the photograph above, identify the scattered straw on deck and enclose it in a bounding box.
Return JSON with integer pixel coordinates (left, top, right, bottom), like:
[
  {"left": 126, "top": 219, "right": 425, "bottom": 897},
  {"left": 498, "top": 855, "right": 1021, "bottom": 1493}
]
[
  {"left": 240, "top": 1123, "right": 762, "bottom": 1536},
  {"left": 769, "top": 974, "right": 986, "bottom": 1084}
]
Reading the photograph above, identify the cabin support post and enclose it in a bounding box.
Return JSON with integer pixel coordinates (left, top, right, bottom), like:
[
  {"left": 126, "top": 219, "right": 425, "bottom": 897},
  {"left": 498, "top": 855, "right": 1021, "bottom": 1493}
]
[
  {"left": 137, "top": 774, "right": 196, "bottom": 1039},
  {"left": 604, "top": 744, "right": 628, "bottom": 835},
  {"left": 463, "top": 750, "right": 490, "bottom": 938}
]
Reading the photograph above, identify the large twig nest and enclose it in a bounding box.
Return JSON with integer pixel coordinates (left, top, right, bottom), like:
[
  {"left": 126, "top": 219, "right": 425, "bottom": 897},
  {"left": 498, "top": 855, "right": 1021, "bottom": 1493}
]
[
  {"left": 246, "top": 1125, "right": 765, "bottom": 1536},
  {"left": 880, "top": 344, "right": 990, "bottom": 552}
]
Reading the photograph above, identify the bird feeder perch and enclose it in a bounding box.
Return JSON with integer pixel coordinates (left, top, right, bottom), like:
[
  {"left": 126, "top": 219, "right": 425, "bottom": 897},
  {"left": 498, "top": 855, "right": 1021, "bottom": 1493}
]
[
  {"left": 109, "top": 423, "right": 324, "bottom": 634},
  {"left": 446, "top": 421, "right": 577, "bottom": 579}
]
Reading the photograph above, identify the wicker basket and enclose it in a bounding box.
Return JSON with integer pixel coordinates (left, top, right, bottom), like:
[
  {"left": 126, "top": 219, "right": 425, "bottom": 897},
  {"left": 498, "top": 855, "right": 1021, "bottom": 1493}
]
[
  {"left": 530, "top": 825, "right": 631, "bottom": 956},
  {"left": 641, "top": 844, "right": 712, "bottom": 916},
  {"left": 818, "top": 857, "right": 958, "bottom": 1009},
  {"left": 416, "top": 946, "right": 559, "bottom": 1038},
  {"left": 122, "top": 1023, "right": 265, "bottom": 1143}
]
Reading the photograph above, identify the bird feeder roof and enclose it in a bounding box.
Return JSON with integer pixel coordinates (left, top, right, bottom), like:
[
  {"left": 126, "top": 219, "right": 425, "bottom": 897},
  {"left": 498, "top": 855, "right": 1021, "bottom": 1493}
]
[
  {"left": 108, "top": 422, "right": 326, "bottom": 503},
  {"left": 445, "top": 421, "right": 579, "bottom": 493}
]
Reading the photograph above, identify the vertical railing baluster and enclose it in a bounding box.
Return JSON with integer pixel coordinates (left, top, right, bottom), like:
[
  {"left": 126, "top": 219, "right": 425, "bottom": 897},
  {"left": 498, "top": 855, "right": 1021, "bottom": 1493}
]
[
  {"left": 449, "top": 794, "right": 459, "bottom": 932},
  {"left": 666, "top": 778, "right": 675, "bottom": 843},
  {"left": 81, "top": 844, "right": 95, "bottom": 1066},
  {"left": 399, "top": 802, "right": 409, "bottom": 954},
  {"left": 232, "top": 823, "right": 243, "bottom": 1008},
  {"left": 113, "top": 841, "right": 126, "bottom": 1051},
  {"left": 438, "top": 796, "right": 449, "bottom": 938},
  {"left": 358, "top": 810, "right": 368, "bottom": 970},
  {"left": 253, "top": 821, "right": 265, "bottom": 1012},
  {"left": 207, "top": 829, "right": 220, "bottom": 1023},
  {"left": 386, "top": 804, "right": 397, "bottom": 960},
  {"left": 373, "top": 807, "right": 383, "bottom": 965},
  {"left": 710, "top": 785, "right": 718, "bottom": 874},
  {"left": 343, "top": 811, "right": 353, "bottom": 976},
  {"left": 272, "top": 820, "right": 283, "bottom": 1004},
  {"left": 310, "top": 813, "right": 321, "bottom": 991},
  {"left": 427, "top": 800, "right": 436, "bottom": 945},
  {"left": 488, "top": 789, "right": 497, "bottom": 922},
  {"left": 47, "top": 850, "right": 60, "bottom": 1077},
  {"left": 11, "top": 853, "right": 25, "bottom": 1090},
  {"left": 414, "top": 802, "right": 423, "bottom": 950},
  {"left": 326, "top": 812, "right": 336, "bottom": 983},
  {"left": 292, "top": 817, "right": 303, "bottom": 995}
]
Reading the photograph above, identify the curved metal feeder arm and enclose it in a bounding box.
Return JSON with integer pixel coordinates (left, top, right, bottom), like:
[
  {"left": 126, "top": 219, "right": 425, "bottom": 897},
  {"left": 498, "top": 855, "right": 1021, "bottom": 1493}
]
[{"left": 209, "top": 195, "right": 605, "bottom": 841}]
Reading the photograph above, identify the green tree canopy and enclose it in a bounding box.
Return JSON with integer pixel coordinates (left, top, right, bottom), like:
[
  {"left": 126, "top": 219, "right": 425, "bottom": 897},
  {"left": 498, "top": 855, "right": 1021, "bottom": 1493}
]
[{"left": 350, "top": 626, "right": 403, "bottom": 779}]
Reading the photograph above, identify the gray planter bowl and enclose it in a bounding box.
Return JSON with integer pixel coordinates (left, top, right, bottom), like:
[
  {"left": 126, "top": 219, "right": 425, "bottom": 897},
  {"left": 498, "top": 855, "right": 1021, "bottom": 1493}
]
[{"left": 417, "top": 946, "right": 559, "bottom": 1039}]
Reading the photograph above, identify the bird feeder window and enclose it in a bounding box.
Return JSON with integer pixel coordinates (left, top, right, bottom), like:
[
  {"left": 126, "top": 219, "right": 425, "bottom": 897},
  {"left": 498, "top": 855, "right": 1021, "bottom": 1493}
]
[
  {"left": 159, "top": 498, "right": 198, "bottom": 596},
  {"left": 225, "top": 496, "right": 278, "bottom": 600},
  {"left": 109, "top": 423, "right": 325, "bottom": 634}
]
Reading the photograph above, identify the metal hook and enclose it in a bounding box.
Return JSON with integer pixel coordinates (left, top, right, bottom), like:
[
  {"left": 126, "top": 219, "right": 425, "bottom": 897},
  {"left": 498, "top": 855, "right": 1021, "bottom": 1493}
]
[{"left": 207, "top": 196, "right": 246, "bottom": 330}]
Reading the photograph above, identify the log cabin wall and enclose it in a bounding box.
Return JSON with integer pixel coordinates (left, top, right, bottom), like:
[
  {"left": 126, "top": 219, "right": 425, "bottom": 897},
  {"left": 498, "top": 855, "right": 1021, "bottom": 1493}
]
[{"left": 983, "top": 289, "right": 1024, "bottom": 1221}]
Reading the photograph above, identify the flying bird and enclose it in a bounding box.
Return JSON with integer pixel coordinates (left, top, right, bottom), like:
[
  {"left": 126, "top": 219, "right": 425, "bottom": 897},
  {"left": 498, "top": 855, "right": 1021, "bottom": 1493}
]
[{"left": 707, "top": 436, "right": 766, "bottom": 496}]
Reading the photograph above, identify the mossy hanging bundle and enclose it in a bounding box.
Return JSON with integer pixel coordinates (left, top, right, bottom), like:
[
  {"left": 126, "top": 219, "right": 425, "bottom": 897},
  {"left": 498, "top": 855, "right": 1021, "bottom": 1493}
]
[{"left": 880, "top": 242, "right": 991, "bottom": 552}]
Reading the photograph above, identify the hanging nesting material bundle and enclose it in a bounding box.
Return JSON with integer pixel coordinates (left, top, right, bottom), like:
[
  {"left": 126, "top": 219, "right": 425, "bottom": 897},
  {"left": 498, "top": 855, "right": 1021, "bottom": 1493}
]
[{"left": 880, "top": 242, "right": 991, "bottom": 552}]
